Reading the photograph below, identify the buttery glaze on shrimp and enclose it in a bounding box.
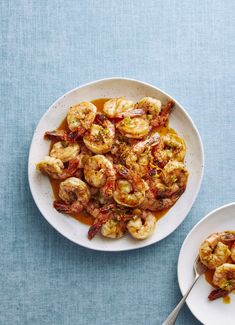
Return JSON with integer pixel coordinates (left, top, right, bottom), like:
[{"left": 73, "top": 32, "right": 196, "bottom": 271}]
[
  {"left": 36, "top": 156, "right": 79, "bottom": 179},
  {"left": 213, "top": 264, "right": 235, "bottom": 291},
  {"left": 54, "top": 177, "right": 90, "bottom": 214},
  {"left": 84, "top": 155, "right": 116, "bottom": 197},
  {"left": 37, "top": 96, "right": 188, "bottom": 241},
  {"left": 103, "top": 97, "right": 134, "bottom": 118},
  {"left": 153, "top": 134, "right": 186, "bottom": 166},
  {"left": 127, "top": 210, "right": 157, "bottom": 240},
  {"left": 199, "top": 232, "right": 235, "bottom": 269},
  {"left": 67, "top": 101, "right": 97, "bottom": 132},
  {"left": 116, "top": 116, "right": 150, "bottom": 139},
  {"left": 199, "top": 230, "right": 235, "bottom": 301},
  {"left": 125, "top": 133, "right": 160, "bottom": 176},
  {"left": 113, "top": 165, "right": 148, "bottom": 207},
  {"left": 83, "top": 114, "right": 115, "bottom": 153},
  {"left": 135, "top": 97, "right": 162, "bottom": 116},
  {"left": 50, "top": 142, "right": 80, "bottom": 162}
]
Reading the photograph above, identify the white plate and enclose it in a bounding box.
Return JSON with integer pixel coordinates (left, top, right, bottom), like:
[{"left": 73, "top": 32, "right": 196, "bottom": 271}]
[
  {"left": 178, "top": 202, "right": 235, "bottom": 325},
  {"left": 28, "top": 77, "right": 204, "bottom": 251}
]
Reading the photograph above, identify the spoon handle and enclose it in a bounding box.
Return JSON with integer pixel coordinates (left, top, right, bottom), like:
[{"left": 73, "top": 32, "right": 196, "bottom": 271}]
[{"left": 162, "top": 275, "right": 199, "bottom": 325}]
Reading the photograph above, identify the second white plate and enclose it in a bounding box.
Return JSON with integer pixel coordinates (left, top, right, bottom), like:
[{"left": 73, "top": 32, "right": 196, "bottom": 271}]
[{"left": 178, "top": 202, "right": 235, "bottom": 325}]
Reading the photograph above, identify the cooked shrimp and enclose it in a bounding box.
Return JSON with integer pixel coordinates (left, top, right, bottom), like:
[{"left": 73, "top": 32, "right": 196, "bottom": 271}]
[
  {"left": 84, "top": 155, "right": 116, "bottom": 197},
  {"left": 199, "top": 233, "right": 232, "bottom": 269},
  {"left": 50, "top": 141, "right": 80, "bottom": 162},
  {"left": 153, "top": 134, "right": 186, "bottom": 165},
  {"left": 140, "top": 188, "right": 184, "bottom": 211},
  {"left": 161, "top": 160, "right": 188, "bottom": 189},
  {"left": 113, "top": 165, "right": 148, "bottom": 207},
  {"left": 116, "top": 116, "right": 150, "bottom": 139},
  {"left": 103, "top": 97, "right": 134, "bottom": 118},
  {"left": 127, "top": 211, "right": 157, "bottom": 240},
  {"left": 151, "top": 100, "right": 174, "bottom": 128},
  {"left": 36, "top": 156, "right": 78, "bottom": 179},
  {"left": 146, "top": 175, "right": 180, "bottom": 199},
  {"left": 44, "top": 130, "right": 69, "bottom": 142},
  {"left": 67, "top": 101, "right": 97, "bottom": 132},
  {"left": 83, "top": 114, "right": 115, "bottom": 154},
  {"left": 213, "top": 263, "right": 235, "bottom": 291},
  {"left": 134, "top": 97, "right": 162, "bottom": 116},
  {"left": 54, "top": 177, "right": 90, "bottom": 214},
  {"left": 101, "top": 219, "right": 125, "bottom": 239},
  {"left": 87, "top": 203, "right": 115, "bottom": 240},
  {"left": 125, "top": 133, "right": 160, "bottom": 176}
]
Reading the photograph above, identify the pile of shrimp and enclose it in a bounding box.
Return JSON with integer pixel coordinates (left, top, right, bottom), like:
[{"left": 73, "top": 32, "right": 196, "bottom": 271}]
[
  {"left": 199, "top": 231, "right": 235, "bottom": 300},
  {"left": 36, "top": 97, "right": 188, "bottom": 241}
]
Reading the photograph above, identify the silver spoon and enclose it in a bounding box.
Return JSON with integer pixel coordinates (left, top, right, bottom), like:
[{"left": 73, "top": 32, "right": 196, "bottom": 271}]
[{"left": 162, "top": 256, "right": 207, "bottom": 325}]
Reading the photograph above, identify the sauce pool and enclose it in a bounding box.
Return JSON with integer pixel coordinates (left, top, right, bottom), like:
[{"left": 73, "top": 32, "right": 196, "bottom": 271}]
[{"left": 49, "top": 98, "right": 181, "bottom": 226}]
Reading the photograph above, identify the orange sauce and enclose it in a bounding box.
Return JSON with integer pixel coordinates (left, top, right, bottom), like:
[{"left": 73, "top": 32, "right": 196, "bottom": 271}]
[
  {"left": 48, "top": 98, "right": 183, "bottom": 226},
  {"left": 204, "top": 245, "right": 234, "bottom": 304},
  {"left": 204, "top": 269, "right": 216, "bottom": 288},
  {"left": 223, "top": 295, "right": 231, "bottom": 304}
]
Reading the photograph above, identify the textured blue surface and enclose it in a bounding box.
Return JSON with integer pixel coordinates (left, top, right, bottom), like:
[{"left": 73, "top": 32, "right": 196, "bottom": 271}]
[{"left": 1, "top": 1, "right": 235, "bottom": 324}]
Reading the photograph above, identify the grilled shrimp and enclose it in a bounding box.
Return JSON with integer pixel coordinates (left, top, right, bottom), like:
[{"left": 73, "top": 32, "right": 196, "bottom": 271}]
[
  {"left": 213, "top": 263, "right": 235, "bottom": 291},
  {"left": 50, "top": 141, "right": 80, "bottom": 162},
  {"left": 151, "top": 100, "right": 174, "bottom": 128},
  {"left": 116, "top": 116, "right": 150, "bottom": 139},
  {"left": 113, "top": 165, "right": 148, "bottom": 207},
  {"left": 83, "top": 114, "right": 115, "bottom": 154},
  {"left": 199, "top": 231, "right": 235, "bottom": 269},
  {"left": 53, "top": 177, "right": 90, "bottom": 214},
  {"left": 36, "top": 156, "right": 78, "bottom": 179},
  {"left": 84, "top": 155, "right": 116, "bottom": 197},
  {"left": 161, "top": 160, "right": 188, "bottom": 189},
  {"left": 125, "top": 133, "right": 160, "bottom": 176},
  {"left": 145, "top": 160, "right": 187, "bottom": 200},
  {"left": 140, "top": 188, "right": 184, "bottom": 211},
  {"left": 101, "top": 219, "right": 126, "bottom": 239},
  {"left": 44, "top": 130, "right": 69, "bottom": 142},
  {"left": 103, "top": 97, "right": 134, "bottom": 118},
  {"left": 134, "top": 97, "right": 162, "bottom": 116},
  {"left": 67, "top": 101, "right": 97, "bottom": 132},
  {"left": 127, "top": 211, "right": 157, "bottom": 240},
  {"left": 153, "top": 134, "right": 186, "bottom": 166},
  {"left": 87, "top": 203, "right": 115, "bottom": 240}
]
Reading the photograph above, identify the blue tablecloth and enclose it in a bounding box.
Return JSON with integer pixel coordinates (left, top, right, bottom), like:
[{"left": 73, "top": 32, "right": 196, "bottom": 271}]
[{"left": 1, "top": 1, "right": 235, "bottom": 324}]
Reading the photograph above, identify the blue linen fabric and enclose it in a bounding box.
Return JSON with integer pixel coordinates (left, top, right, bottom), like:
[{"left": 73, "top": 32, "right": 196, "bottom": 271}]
[{"left": 1, "top": 0, "right": 235, "bottom": 324}]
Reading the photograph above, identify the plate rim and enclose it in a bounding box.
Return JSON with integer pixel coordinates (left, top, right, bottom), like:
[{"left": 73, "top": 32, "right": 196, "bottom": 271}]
[
  {"left": 28, "top": 77, "right": 205, "bottom": 251},
  {"left": 177, "top": 201, "right": 235, "bottom": 324}
]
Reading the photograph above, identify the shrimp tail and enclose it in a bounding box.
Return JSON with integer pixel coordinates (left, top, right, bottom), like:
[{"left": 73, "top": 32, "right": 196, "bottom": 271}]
[
  {"left": 88, "top": 204, "right": 115, "bottom": 240},
  {"left": 221, "top": 232, "right": 235, "bottom": 242},
  {"left": 54, "top": 200, "right": 71, "bottom": 213},
  {"left": 208, "top": 288, "right": 229, "bottom": 301},
  {"left": 54, "top": 200, "right": 83, "bottom": 214},
  {"left": 44, "top": 130, "right": 68, "bottom": 141},
  {"left": 151, "top": 100, "right": 175, "bottom": 127},
  {"left": 116, "top": 109, "right": 145, "bottom": 118},
  {"left": 66, "top": 158, "right": 80, "bottom": 174},
  {"left": 101, "top": 178, "right": 116, "bottom": 197},
  {"left": 51, "top": 158, "right": 80, "bottom": 180},
  {"left": 115, "top": 165, "right": 129, "bottom": 178},
  {"left": 44, "top": 129, "right": 85, "bottom": 143},
  {"left": 94, "top": 113, "right": 108, "bottom": 125},
  {"left": 67, "top": 129, "right": 86, "bottom": 142},
  {"left": 88, "top": 213, "right": 112, "bottom": 240}
]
